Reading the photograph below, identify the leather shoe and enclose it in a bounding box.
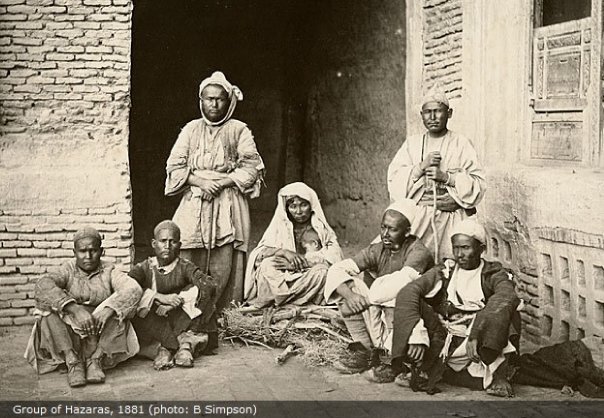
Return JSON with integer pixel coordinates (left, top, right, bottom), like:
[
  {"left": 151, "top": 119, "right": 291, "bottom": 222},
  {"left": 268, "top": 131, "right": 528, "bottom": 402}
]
[
  {"left": 67, "top": 360, "right": 86, "bottom": 387},
  {"left": 85, "top": 358, "right": 105, "bottom": 383}
]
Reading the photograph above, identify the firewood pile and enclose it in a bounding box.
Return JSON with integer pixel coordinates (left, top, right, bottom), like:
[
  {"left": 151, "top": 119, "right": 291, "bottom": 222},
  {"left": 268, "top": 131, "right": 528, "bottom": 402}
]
[{"left": 219, "top": 304, "right": 351, "bottom": 367}]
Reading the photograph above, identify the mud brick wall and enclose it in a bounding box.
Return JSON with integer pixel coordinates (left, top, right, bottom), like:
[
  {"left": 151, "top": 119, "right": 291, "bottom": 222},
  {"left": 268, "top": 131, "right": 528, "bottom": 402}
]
[
  {"left": 423, "top": 0, "right": 462, "bottom": 98},
  {"left": 302, "top": 0, "right": 407, "bottom": 244},
  {"left": 0, "top": 0, "right": 134, "bottom": 326}
]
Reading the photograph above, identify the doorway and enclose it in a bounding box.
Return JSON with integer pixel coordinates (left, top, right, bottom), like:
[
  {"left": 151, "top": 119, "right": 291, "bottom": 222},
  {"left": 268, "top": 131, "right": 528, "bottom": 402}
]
[{"left": 129, "top": 0, "right": 315, "bottom": 259}]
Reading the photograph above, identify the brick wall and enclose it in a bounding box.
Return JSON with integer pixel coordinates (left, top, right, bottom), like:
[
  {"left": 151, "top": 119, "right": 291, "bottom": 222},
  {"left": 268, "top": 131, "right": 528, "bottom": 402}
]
[
  {"left": 423, "top": 0, "right": 462, "bottom": 98},
  {"left": 484, "top": 221, "right": 542, "bottom": 346},
  {"left": 412, "top": 0, "right": 604, "bottom": 347},
  {"left": 483, "top": 169, "right": 604, "bottom": 346},
  {"left": 0, "top": 0, "right": 133, "bottom": 326}
]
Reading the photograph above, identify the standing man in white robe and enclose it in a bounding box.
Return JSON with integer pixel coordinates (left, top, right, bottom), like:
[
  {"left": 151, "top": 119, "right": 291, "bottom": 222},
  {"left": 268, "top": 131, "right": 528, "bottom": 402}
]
[{"left": 387, "top": 84, "right": 485, "bottom": 259}]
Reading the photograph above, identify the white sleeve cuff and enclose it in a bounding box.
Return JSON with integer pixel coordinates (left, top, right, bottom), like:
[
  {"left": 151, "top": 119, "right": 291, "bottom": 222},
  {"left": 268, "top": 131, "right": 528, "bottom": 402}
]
[
  {"left": 136, "top": 289, "right": 157, "bottom": 318},
  {"left": 408, "top": 318, "right": 430, "bottom": 347},
  {"left": 179, "top": 287, "right": 202, "bottom": 319}
]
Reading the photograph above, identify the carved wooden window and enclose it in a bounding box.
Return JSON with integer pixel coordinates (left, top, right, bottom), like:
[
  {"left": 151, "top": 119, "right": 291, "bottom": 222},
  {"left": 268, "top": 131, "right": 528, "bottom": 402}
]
[
  {"left": 535, "top": 0, "right": 591, "bottom": 27},
  {"left": 530, "top": 0, "right": 600, "bottom": 165}
]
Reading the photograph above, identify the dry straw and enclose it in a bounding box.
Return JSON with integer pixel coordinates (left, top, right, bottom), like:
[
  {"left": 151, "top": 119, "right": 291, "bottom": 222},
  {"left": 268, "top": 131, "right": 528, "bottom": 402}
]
[{"left": 219, "top": 305, "right": 351, "bottom": 367}]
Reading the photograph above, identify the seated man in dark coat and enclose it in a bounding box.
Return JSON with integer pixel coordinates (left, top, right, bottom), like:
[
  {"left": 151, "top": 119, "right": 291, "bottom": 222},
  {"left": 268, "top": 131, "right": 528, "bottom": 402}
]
[
  {"left": 129, "top": 220, "right": 217, "bottom": 370},
  {"left": 391, "top": 218, "right": 521, "bottom": 397}
]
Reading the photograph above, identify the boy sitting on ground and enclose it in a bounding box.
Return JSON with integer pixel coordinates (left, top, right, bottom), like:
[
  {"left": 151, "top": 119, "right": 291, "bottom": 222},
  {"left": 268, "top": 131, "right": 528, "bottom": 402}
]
[{"left": 129, "top": 220, "right": 217, "bottom": 370}]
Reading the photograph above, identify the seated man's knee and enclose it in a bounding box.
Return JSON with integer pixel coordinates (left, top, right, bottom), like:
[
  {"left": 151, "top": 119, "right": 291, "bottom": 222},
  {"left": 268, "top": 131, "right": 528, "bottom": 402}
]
[
  {"left": 40, "top": 312, "right": 72, "bottom": 333},
  {"left": 99, "top": 315, "right": 123, "bottom": 335},
  {"left": 42, "top": 312, "right": 65, "bottom": 325}
]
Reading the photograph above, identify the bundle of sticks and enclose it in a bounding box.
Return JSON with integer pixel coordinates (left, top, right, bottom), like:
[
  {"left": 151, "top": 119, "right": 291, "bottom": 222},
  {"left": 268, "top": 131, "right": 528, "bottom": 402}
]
[{"left": 219, "top": 304, "right": 352, "bottom": 366}]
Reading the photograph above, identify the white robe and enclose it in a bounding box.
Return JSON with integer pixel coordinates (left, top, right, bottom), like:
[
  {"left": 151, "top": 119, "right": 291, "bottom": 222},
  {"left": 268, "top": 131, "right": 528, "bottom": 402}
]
[
  {"left": 387, "top": 130, "right": 485, "bottom": 258},
  {"left": 243, "top": 182, "right": 343, "bottom": 303}
]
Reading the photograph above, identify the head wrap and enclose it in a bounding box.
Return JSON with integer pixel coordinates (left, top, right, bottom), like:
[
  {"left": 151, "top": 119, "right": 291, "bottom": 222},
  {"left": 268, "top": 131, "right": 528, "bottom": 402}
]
[
  {"left": 198, "top": 71, "right": 243, "bottom": 126},
  {"left": 385, "top": 199, "right": 418, "bottom": 225},
  {"left": 73, "top": 227, "right": 102, "bottom": 245},
  {"left": 153, "top": 220, "right": 181, "bottom": 240},
  {"left": 422, "top": 82, "right": 449, "bottom": 108},
  {"left": 244, "top": 182, "right": 343, "bottom": 300},
  {"left": 450, "top": 218, "right": 487, "bottom": 245},
  {"left": 278, "top": 182, "right": 329, "bottom": 228}
]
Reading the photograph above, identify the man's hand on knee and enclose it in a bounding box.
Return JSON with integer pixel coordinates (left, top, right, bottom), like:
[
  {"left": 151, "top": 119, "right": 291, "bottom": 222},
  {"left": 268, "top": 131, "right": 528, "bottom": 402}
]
[
  {"left": 64, "top": 302, "right": 95, "bottom": 336},
  {"left": 92, "top": 307, "right": 115, "bottom": 335},
  {"left": 335, "top": 282, "right": 370, "bottom": 317},
  {"left": 341, "top": 294, "right": 370, "bottom": 317},
  {"left": 155, "top": 305, "right": 175, "bottom": 317}
]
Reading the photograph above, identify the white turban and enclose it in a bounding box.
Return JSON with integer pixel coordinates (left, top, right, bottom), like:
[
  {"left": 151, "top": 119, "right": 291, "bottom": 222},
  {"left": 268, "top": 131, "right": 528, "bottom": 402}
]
[
  {"left": 450, "top": 218, "right": 487, "bottom": 245},
  {"left": 385, "top": 199, "right": 418, "bottom": 225},
  {"left": 422, "top": 82, "right": 449, "bottom": 108},
  {"left": 198, "top": 71, "right": 243, "bottom": 126}
]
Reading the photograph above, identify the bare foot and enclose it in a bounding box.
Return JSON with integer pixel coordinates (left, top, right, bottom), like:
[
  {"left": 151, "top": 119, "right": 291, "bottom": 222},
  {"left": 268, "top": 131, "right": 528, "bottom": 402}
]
[
  {"left": 153, "top": 346, "right": 174, "bottom": 371},
  {"left": 486, "top": 376, "right": 515, "bottom": 398}
]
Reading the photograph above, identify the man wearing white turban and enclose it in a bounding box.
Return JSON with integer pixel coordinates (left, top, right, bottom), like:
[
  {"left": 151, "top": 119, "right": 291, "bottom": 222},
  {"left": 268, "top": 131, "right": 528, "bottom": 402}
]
[
  {"left": 387, "top": 83, "right": 485, "bottom": 259},
  {"left": 165, "top": 71, "right": 264, "bottom": 311},
  {"left": 391, "top": 218, "right": 521, "bottom": 397},
  {"left": 324, "top": 199, "right": 433, "bottom": 379}
]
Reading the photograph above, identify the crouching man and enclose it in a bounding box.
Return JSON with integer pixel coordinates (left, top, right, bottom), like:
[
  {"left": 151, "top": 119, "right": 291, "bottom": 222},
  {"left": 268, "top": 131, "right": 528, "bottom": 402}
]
[
  {"left": 25, "top": 227, "right": 142, "bottom": 387},
  {"left": 324, "top": 199, "right": 433, "bottom": 381},
  {"left": 129, "top": 221, "right": 217, "bottom": 370},
  {"left": 391, "top": 218, "right": 520, "bottom": 397}
]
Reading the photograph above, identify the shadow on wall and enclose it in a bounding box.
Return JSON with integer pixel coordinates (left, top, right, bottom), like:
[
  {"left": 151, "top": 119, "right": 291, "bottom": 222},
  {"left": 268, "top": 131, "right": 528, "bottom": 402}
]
[
  {"left": 129, "top": 0, "right": 313, "bottom": 260},
  {"left": 129, "top": 0, "right": 407, "bottom": 259},
  {"left": 300, "top": 0, "right": 407, "bottom": 244}
]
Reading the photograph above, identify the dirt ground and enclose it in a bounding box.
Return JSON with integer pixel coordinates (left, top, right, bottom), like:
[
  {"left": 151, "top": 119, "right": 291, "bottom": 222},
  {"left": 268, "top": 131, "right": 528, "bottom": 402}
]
[
  {"left": 1, "top": 231, "right": 601, "bottom": 415},
  {"left": 0, "top": 325, "right": 587, "bottom": 402},
  {"left": 2, "top": 325, "right": 604, "bottom": 417}
]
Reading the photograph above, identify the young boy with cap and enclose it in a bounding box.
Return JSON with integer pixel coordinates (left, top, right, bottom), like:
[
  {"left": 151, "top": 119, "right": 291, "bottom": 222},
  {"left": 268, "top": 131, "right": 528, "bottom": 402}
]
[{"left": 129, "top": 220, "right": 217, "bottom": 370}]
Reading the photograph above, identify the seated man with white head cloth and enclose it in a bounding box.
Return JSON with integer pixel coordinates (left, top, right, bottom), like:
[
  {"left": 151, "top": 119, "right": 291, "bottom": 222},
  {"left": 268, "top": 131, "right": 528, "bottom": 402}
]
[
  {"left": 390, "top": 218, "right": 521, "bottom": 397},
  {"left": 324, "top": 199, "right": 434, "bottom": 381}
]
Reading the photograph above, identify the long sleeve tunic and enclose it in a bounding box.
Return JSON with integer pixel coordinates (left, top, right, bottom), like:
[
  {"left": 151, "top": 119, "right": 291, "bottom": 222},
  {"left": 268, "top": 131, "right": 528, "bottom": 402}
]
[
  {"left": 165, "top": 118, "right": 263, "bottom": 251},
  {"left": 128, "top": 257, "right": 217, "bottom": 324},
  {"left": 387, "top": 130, "right": 485, "bottom": 258},
  {"left": 35, "top": 260, "right": 142, "bottom": 322},
  {"left": 391, "top": 260, "right": 520, "bottom": 362}
]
